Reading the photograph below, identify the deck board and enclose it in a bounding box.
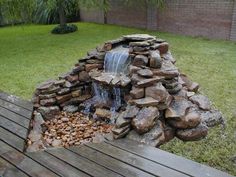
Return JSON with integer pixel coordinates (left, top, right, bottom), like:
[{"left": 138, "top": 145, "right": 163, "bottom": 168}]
[
  {"left": 27, "top": 151, "right": 91, "bottom": 177},
  {"left": 0, "top": 115, "right": 28, "bottom": 139},
  {"left": 0, "top": 140, "right": 59, "bottom": 177},
  {"left": 0, "top": 98, "right": 32, "bottom": 119},
  {"left": 0, "top": 157, "right": 29, "bottom": 177},
  {"left": 69, "top": 145, "right": 154, "bottom": 177},
  {"left": 0, "top": 91, "right": 33, "bottom": 111},
  {"left": 0, "top": 106, "right": 30, "bottom": 128},
  {"left": 46, "top": 147, "right": 122, "bottom": 177},
  {"left": 107, "top": 139, "right": 234, "bottom": 177},
  {"left": 86, "top": 142, "right": 189, "bottom": 177}
]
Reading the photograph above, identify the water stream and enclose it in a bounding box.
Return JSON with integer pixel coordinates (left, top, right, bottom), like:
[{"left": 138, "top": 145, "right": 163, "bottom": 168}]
[{"left": 83, "top": 47, "right": 130, "bottom": 116}]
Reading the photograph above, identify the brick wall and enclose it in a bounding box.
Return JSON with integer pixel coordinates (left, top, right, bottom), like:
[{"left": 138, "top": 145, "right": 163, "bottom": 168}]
[
  {"left": 106, "top": 0, "right": 147, "bottom": 28},
  {"left": 230, "top": 0, "right": 236, "bottom": 41},
  {"left": 79, "top": 8, "right": 104, "bottom": 24},
  {"left": 157, "top": 0, "right": 234, "bottom": 40},
  {"left": 79, "top": 0, "right": 236, "bottom": 41}
]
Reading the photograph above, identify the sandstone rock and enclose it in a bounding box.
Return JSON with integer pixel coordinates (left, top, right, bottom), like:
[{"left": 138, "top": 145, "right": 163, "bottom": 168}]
[
  {"left": 180, "top": 74, "right": 199, "bottom": 92},
  {"left": 72, "top": 65, "right": 85, "bottom": 74},
  {"left": 176, "top": 124, "right": 208, "bottom": 141},
  {"left": 93, "top": 73, "right": 114, "bottom": 85},
  {"left": 64, "top": 81, "right": 81, "bottom": 88},
  {"left": 40, "top": 98, "right": 56, "bottom": 106},
  {"left": 165, "top": 98, "right": 193, "bottom": 118},
  {"left": 145, "top": 82, "right": 169, "bottom": 102},
  {"left": 115, "top": 112, "right": 131, "bottom": 128},
  {"left": 120, "top": 74, "right": 131, "bottom": 87},
  {"left": 132, "top": 97, "right": 159, "bottom": 107},
  {"left": 127, "top": 120, "right": 165, "bottom": 147},
  {"left": 40, "top": 86, "right": 60, "bottom": 94},
  {"left": 85, "top": 64, "right": 103, "bottom": 72},
  {"left": 63, "top": 105, "right": 78, "bottom": 113},
  {"left": 38, "top": 106, "right": 60, "bottom": 120},
  {"left": 200, "top": 109, "right": 224, "bottom": 127},
  {"left": 136, "top": 77, "right": 162, "bottom": 88},
  {"left": 152, "top": 60, "right": 179, "bottom": 79},
  {"left": 131, "top": 73, "right": 144, "bottom": 84},
  {"left": 66, "top": 75, "right": 79, "bottom": 82},
  {"left": 163, "top": 123, "right": 175, "bottom": 142},
  {"left": 132, "top": 55, "right": 148, "bottom": 67},
  {"left": 113, "top": 125, "right": 131, "bottom": 139},
  {"left": 129, "top": 65, "right": 141, "bottom": 74},
  {"left": 164, "top": 81, "right": 178, "bottom": 89},
  {"left": 95, "top": 108, "right": 111, "bottom": 119},
  {"left": 162, "top": 51, "right": 176, "bottom": 63},
  {"left": 187, "top": 91, "right": 195, "bottom": 98},
  {"left": 123, "top": 34, "right": 155, "bottom": 41},
  {"left": 167, "top": 109, "right": 201, "bottom": 129},
  {"left": 129, "top": 41, "right": 150, "bottom": 47},
  {"left": 124, "top": 105, "right": 140, "bottom": 119},
  {"left": 36, "top": 80, "right": 54, "bottom": 90},
  {"left": 132, "top": 46, "right": 149, "bottom": 52},
  {"left": 56, "top": 93, "right": 72, "bottom": 104},
  {"left": 88, "top": 69, "right": 102, "bottom": 78},
  {"left": 130, "top": 86, "right": 144, "bottom": 99},
  {"left": 39, "top": 93, "right": 56, "bottom": 99},
  {"left": 57, "top": 88, "right": 70, "bottom": 95},
  {"left": 86, "top": 59, "right": 104, "bottom": 64},
  {"left": 189, "top": 94, "right": 211, "bottom": 110},
  {"left": 149, "top": 50, "right": 162, "bottom": 68},
  {"left": 166, "top": 84, "right": 182, "bottom": 94},
  {"left": 66, "top": 95, "right": 91, "bottom": 105},
  {"left": 71, "top": 90, "right": 82, "bottom": 97},
  {"left": 137, "top": 69, "right": 153, "bottom": 77},
  {"left": 79, "top": 71, "right": 90, "bottom": 82},
  {"left": 157, "top": 42, "right": 169, "bottom": 55},
  {"left": 132, "top": 107, "right": 159, "bottom": 134}
]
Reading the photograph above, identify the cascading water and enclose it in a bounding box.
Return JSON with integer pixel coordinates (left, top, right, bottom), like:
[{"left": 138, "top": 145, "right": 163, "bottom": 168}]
[{"left": 83, "top": 46, "right": 130, "bottom": 116}]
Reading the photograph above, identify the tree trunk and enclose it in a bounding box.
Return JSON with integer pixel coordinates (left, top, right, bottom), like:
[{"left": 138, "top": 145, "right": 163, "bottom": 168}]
[{"left": 58, "top": 0, "right": 66, "bottom": 27}]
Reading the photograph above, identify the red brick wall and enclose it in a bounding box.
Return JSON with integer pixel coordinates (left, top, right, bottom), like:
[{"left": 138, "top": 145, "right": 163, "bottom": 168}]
[
  {"left": 80, "top": 8, "right": 104, "bottom": 24},
  {"left": 79, "top": 0, "right": 236, "bottom": 41},
  {"left": 106, "top": 0, "right": 147, "bottom": 28},
  {"left": 157, "top": 0, "right": 234, "bottom": 40}
]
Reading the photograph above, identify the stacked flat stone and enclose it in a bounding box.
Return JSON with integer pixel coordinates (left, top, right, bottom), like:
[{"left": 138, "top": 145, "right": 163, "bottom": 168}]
[{"left": 32, "top": 34, "right": 224, "bottom": 148}]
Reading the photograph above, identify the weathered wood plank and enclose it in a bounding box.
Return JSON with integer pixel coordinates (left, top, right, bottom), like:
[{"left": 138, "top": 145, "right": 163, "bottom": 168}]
[
  {"left": 69, "top": 145, "right": 154, "bottom": 177},
  {"left": 0, "top": 106, "right": 30, "bottom": 128},
  {"left": 46, "top": 147, "right": 122, "bottom": 177},
  {"left": 0, "top": 115, "right": 28, "bottom": 139},
  {"left": 108, "top": 139, "right": 234, "bottom": 177},
  {"left": 0, "top": 98, "right": 32, "bottom": 119},
  {"left": 0, "top": 91, "right": 33, "bottom": 111},
  {"left": 0, "top": 157, "right": 29, "bottom": 177},
  {"left": 27, "top": 151, "right": 91, "bottom": 177},
  {"left": 0, "top": 140, "right": 59, "bottom": 177},
  {"left": 0, "top": 127, "right": 25, "bottom": 152},
  {"left": 86, "top": 142, "right": 189, "bottom": 177}
]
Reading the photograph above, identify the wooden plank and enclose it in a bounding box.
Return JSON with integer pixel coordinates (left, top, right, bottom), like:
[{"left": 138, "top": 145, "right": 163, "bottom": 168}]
[
  {"left": 0, "top": 91, "right": 33, "bottom": 111},
  {"left": 0, "top": 115, "right": 28, "bottom": 139},
  {"left": 0, "top": 157, "right": 29, "bottom": 177},
  {"left": 46, "top": 147, "right": 122, "bottom": 177},
  {"left": 0, "top": 140, "right": 59, "bottom": 177},
  {"left": 69, "top": 145, "right": 154, "bottom": 177},
  {"left": 0, "top": 127, "right": 25, "bottom": 152},
  {"left": 27, "top": 151, "right": 90, "bottom": 177},
  {"left": 0, "top": 98, "right": 32, "bottom": 119},
  {"left": 0, "top": 106, "right": 30, "bottom": 128},
  {"left": 86, "top": 142, "right": 190, "bottom": 177},
  {"left": 108, "top": 139, "right": 234, "bottom": 177}
]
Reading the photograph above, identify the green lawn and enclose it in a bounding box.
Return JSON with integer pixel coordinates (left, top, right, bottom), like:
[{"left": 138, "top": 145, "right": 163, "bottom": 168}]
[{"left": 0, "top": 22, "right": 236, "bottom": 175}]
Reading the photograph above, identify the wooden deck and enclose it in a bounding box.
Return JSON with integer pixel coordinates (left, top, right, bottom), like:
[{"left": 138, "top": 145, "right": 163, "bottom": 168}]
[{"left": 0, "top": 91, "right": 234, "bottom": 177}]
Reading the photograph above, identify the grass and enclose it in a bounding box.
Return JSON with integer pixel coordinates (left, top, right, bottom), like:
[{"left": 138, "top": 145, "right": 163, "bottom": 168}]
[{"left": 0, "top": 22, "right": 236, "bottom": 175}]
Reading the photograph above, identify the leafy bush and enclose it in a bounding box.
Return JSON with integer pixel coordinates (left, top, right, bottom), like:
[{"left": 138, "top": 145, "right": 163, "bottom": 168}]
[{"left": 51, "top": 24, "right": 78, "bottom": 34}]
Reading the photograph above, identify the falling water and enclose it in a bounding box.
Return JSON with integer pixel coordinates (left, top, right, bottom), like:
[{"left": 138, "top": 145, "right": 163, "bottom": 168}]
[
  {"left": 83, "top": 47, "right": 130, "bottom": 115},
  {"left": 104, "top": 47, "right": 130, "bottom": 75}
]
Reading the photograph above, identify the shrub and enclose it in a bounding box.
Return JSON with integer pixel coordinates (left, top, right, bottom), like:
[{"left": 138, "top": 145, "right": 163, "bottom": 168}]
[{"left": 51, "top": 24, "right": 78, "bottom": 34}]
